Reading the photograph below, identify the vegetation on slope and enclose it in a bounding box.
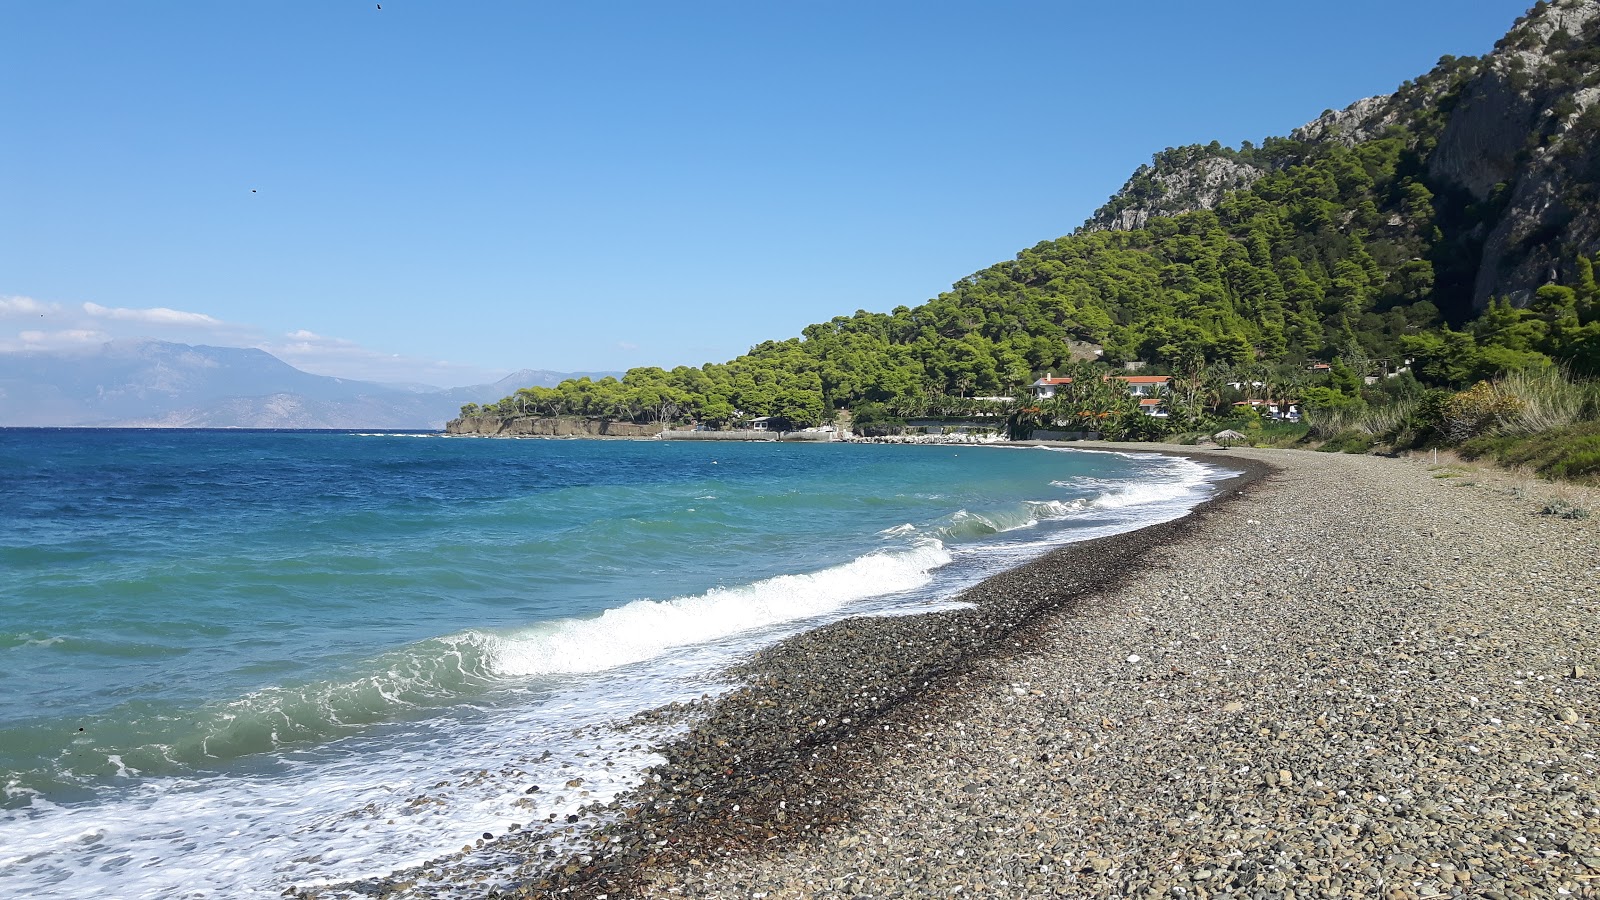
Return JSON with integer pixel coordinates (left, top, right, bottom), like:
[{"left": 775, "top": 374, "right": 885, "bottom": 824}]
[{"left": 463, "top": 1, "right": 1600, "bottom": 474}]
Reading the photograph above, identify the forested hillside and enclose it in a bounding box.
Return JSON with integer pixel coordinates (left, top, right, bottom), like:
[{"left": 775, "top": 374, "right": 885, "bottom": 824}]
[{"left": 465, "top": 0, "right": 1600, "bottom": 432}]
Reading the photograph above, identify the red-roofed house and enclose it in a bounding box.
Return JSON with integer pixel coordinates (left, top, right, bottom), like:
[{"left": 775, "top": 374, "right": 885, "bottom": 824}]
[
  {"left": 1031, "top": 373, "right": 1171, "bottom": 398},
  {"left": 1118, "top": 375, "right": 1170, "bottom": 397},
  {"left": 1029, "top": 375, "right": 1076, "bottom": 399},
  {"left": 1030, "top": 373, "right": 1172, "bottom": 416}
]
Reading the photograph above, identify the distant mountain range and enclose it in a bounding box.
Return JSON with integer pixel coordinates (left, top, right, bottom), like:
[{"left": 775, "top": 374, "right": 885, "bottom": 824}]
[{"left": 0, "top": 340, "right": 619, "bottom": 429}]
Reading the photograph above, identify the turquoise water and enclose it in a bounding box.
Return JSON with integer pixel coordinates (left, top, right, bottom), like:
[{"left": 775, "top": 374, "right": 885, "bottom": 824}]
[{"left": 0, "top": 430, "right": 1224, "bottom": 897}]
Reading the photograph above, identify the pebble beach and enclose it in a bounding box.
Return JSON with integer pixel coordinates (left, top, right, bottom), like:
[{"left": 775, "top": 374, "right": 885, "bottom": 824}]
[{"left": 332, "top": 448, "right": 1600, "bottom": 899}]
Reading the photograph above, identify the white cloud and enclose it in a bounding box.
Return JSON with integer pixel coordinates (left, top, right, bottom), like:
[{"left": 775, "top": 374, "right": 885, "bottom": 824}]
[
  {"left": 0, "top": 296, "right": 61, "bottom": 317},
  {"left": 1, "top": 294, "right": 499, "bottom": 386},
  {"left": 617, "top": 341, "right": 640, "bottom": 351},
  {"left": 282, "top": 328, "right": 358, "bottom": 347},
  {"left": 83, "top": 301, "right": 222, "bottom": 327},
  {"left": 7, "top": 328, "right": 110, "bottom": 350}
]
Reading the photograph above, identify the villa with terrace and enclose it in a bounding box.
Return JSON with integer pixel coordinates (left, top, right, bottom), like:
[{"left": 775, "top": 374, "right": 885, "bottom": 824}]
[{"left": 1030, "top": 373, "right": 1171, "bottom": 417}]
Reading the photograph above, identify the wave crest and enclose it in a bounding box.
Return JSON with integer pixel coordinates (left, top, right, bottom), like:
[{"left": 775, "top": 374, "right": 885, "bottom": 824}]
[
  {"left": 74, "top": 541, "right": 954, "bottom": 771},
  {"left": 488, "top": 540, "right": 952, "bottom": 676}
]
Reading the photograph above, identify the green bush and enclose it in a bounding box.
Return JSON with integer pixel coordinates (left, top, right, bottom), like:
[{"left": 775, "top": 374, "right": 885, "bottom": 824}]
[
  {"left": 1442, "top": 381, "right": 1523, "bottom": 442},
  {"left": 850, "top": 402, "right": 903, "bottom": 428},
  {"left": 1317, "top": 429, "right": 1376, "bottom": 454},
  {"left": 1389, "top": 389, "right": 1454, "bottom": 449},
  {"left": 1459, "top": 421, "right": 1600, "bottom": 484},
  {"left": 1257, "top": 421, "right": 1311, "bottom": 447},
  {"left": 1457, "top": 433, "right": 1520, "bottom": 459},
  {"left": 1302, "top": 388, "right": 1366, "bottom": 438},
  {"left": 1552, "top": 449, "right": 1600, "bottom": 481}
]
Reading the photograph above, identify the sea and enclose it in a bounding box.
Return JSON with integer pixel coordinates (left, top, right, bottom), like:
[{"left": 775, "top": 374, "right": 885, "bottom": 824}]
[{"left": 0, "top": 430, "right": 1231, "bottom": 898}]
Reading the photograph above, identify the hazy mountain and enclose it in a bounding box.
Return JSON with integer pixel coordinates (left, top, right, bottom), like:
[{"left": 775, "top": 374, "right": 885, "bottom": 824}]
[
  {"left": 0, "top": 340, "right": 619, "bottom": 429},
  {"left": 455, "top": 368, "right": 626, "bottom": 400}
]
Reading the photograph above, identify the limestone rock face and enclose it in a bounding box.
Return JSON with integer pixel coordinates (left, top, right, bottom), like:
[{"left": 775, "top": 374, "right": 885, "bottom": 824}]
[
  {"left": 1426, "top": 0, "right": 1600, "bottom": 308},
  {"left": 1088, "top": 156, "right": 1265, "bottom": 233},
  {"left": 1079, "top": 0, "right": 1600, "bottom": 310},
  {"left": 1290, "top": 95, "right": 1399, "bottom": 147},
  {"left": 1065, "top": 340, "right": 1104, "bottom": 362},
  {"left": 445, "top": 416, "right": 659, "bottom": 437},
  {"left": 1427, "top": 70, "right": 1544, "bottom": 203}
]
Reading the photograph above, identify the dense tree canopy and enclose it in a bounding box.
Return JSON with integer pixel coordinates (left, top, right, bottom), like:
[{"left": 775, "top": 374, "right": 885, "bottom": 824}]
[{"left": 470, "top": 50, "right": 1600, "bottom": 428}]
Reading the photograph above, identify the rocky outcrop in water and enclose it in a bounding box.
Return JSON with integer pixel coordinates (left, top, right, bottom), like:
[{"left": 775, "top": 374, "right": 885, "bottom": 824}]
[{"left": 445, "top": 415, "right": 660, "bottom": 437}]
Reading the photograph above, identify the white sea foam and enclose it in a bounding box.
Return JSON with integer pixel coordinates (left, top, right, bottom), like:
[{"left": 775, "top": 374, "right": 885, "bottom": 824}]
[
  {"left": 0, "top": 450, "right": 1232, "bottom": 900},
  {"left": 5, "top": 633, "right": 67, "bottom": 650},
  {"left": 1025, "top": 498, "right": 1090, "bottom": 518},
  {"left": 0, "top": 675, "right": 690, "bottom": 899},
  {"left": 1043, "top": 453, "right": 1223, "bottom": 517},
  {"left": 0, "top": 540, "right": 962, "bottom": 899},
  {"left": 103, "top": 755, "right": 138, "bottom": 778},
  {"left": 1092, "top": 463, "right": 1213, "bottom": 509},
  {"left": 486, "top": 540, "right": 953, "bottom": 677}
]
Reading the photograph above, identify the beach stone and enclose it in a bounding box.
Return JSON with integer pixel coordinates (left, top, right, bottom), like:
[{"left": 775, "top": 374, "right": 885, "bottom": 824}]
[{"left": 304, "top": 449, "right": 1600, "bottom": 900}]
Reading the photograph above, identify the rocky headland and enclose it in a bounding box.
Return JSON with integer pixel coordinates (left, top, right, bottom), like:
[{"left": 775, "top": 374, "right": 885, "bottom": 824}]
[
  {"left": 445, "top": 415, "right": 660, "bottom": 438},
  {"left": 1083, "top": 0, "right": 1600, "bottom": 311}
]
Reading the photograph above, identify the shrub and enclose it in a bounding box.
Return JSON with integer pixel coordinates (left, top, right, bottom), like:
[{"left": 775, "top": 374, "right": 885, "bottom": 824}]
[
  {"left": 1302, "top": 388, "right": 1365, "bottom": 438},
  {"left": 1551, "top": 449, "right": 1600, "bottom": 481},
  {"left": 1317, "top": 429, "right": 1376, "bottom": 454},
  {"left": 1441, "top": 381, "right": 1523, "bottom": 442},
  {"left": 850, "top": 402, "right": 903, "bottom": 428},
  {"left": 1458, "top": 433, "right": 1520, "bottom": 459},
  {"left": 1497, "top": 367, "right": 1587, "bottom": 433},
  {"left": 1256, "top": 421, "right": 1311, "bottom": 448},
  {"left": 1458, "top": 421, "right": 1600, "bottom": 485}
]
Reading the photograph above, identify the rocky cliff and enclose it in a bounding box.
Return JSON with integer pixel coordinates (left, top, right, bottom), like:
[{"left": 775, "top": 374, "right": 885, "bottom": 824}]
[
  {"left": 1081, "top": 0, "right": 1600, "bottom": 311},
  {"left": 1440, "top": 0, "right": 1600, "bottom": 308},
  {"left": 445, "top": 415, "right": 660, "bottom": 438},
  {"left": 1088, "top": 151, "right": 1266, "bottom": 233}
]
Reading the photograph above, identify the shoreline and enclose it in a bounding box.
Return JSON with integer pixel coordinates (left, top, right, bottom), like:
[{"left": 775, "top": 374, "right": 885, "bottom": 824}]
[
  {"left": 316, "top": 448, "right": 1599, "bottom": 898},
  {"left": 627, "top": 449, "right": 1600, "bottom": 898},
  {"left": 302, "top": 446, "right": 1256, "bottom": 898},
  {"left": 317, "top": 449, "right": 1266, "bottom": 897}
]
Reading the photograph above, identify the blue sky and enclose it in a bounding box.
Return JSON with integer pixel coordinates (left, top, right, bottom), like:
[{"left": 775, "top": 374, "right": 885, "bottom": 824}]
[{"left": 2, "top": 0, "right": 1533, "bottom": 386}]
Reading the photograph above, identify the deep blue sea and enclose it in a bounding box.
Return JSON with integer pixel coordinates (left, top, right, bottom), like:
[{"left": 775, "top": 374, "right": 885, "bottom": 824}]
[{"left": 0, "top": 430, "right": 1227, "bottom": 897}]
